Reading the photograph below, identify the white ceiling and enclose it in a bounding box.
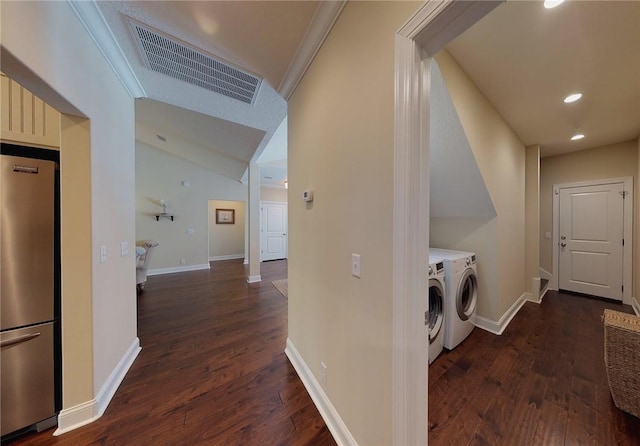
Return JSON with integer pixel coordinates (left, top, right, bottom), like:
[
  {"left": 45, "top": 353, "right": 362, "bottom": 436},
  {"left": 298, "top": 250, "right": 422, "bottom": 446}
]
[
  {"left": 446, "top": 0, "right": 640, "bottom": 158},
  {"left": 88, "top": 0, "right": 639, "bottom": 178},
  {"left": 89, "top": 1, "right": 343, "bottom": 185}
]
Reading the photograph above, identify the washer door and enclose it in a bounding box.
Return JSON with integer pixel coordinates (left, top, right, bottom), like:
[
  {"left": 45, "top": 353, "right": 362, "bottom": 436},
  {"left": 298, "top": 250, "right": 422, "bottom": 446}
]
[
  {"left": 456, "top": 268, "right": 478, "bottom": 321},
  {"left": 428, "top": 278, "right": 444, "bottom": 343}
]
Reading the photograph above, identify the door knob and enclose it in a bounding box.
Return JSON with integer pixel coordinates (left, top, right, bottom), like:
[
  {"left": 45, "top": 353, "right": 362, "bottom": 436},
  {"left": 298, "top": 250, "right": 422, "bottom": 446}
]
[
  {"left": 561, "top": 235, "right": 566, "bottom": 240},
  {"left": 560, "top": 242, "right": 567, "bottom": 247}
]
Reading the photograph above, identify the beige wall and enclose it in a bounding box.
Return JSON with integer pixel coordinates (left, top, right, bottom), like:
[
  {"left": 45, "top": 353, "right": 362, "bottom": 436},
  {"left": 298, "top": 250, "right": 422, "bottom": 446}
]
[
  {"left": 136, "top": 141, "right": 248, "bottom": 271},
  {"left": 539, "top": 140, "right": 638, "bottom": 284},
  {"left": 431, "top": 218, "right": 499, "bottom": 317},
  {"left": 434, "top": 50, "right": 526, "bottom": 320},
  {"left": 525, "top": 145, "right": 541, "bottom": 294},
  {"left": 260, "top": 186, "right": 288, "bottom": 203},
  {"left": 208, "top": 200, "right": 245, "bottom": 259},
  {"left": 637, "top": 137, "right": 640, "bottom": 303},
  {"left": 288, "top": 2, "right": 419, "bottom": 444},
  {"left": 2, "top": 0, "right": 137, "bottom": 414}
]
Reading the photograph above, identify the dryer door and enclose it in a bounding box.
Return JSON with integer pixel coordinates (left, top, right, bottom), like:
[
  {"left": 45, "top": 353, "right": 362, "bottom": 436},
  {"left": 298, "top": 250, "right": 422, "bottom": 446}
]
[
  {"left": 428, "top": 278, "right": 444, "bottom": 343},
  {"left": 456, "top": 269, "right": 477, "bottom": 321}
]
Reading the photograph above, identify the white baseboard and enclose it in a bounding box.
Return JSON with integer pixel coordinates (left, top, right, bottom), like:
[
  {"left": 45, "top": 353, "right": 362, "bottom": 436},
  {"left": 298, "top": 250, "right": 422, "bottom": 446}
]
[
  {"left": 285, "top": 338, "right": 357, "bottom": 446},
  {"left": 632, "top": 297, "right": 640, "bottom": 316},
  {"left": 246, "top": 275, "right": 262, "bottom": 283},
  {"left": 147, "top": 263, "right": 210, "bottom": 276},
  {"left": 209, "top": 254, "right": 244, "bottom": 262},
  {"left": 95, "top": 338, "right": 141, "bottom": 416},
  {"left": 55, "top": 338, "right": 141, "bottom": 435},
  {"left": 539, "top": 286, "right": 550, "bottom": 301},
  {"left": 54, "top": 399, "right": 97, "bottom": 436},
  {"left": 475, "top": 293, "right": 530, "bottom": 335}
]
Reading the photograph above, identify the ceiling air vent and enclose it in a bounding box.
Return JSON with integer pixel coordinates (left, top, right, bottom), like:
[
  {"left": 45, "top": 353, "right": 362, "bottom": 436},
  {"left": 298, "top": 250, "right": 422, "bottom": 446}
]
[{"left": 129, "top": 20, "right": 262, "bottom": 104}]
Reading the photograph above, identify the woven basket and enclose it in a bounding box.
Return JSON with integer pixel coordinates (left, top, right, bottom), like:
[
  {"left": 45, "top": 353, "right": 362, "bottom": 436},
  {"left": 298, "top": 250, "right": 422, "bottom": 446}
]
[{"left": 603, "top": 309, "right": 640, "bottom": 419}]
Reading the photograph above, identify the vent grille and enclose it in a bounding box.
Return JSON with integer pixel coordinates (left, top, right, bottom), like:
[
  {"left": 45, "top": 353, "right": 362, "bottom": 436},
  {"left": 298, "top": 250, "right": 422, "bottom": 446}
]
[{"left": 129, "top": 20, "right": 261, "bottom": 104}]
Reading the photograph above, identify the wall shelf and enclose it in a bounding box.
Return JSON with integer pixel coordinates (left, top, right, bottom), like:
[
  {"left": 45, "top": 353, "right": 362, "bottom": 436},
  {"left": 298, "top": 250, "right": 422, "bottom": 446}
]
[{"left": 154, "top": 213, "right": 174, "bottom": 221}]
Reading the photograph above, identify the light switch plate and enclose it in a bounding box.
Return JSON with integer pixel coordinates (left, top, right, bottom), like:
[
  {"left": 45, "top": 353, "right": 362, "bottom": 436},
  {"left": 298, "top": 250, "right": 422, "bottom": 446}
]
[
  {"left": 120, "top": 241, "right": 130, "bottom": 257},
  {"left": 352, "top": 253, "right": 361, "bottom": 278}
]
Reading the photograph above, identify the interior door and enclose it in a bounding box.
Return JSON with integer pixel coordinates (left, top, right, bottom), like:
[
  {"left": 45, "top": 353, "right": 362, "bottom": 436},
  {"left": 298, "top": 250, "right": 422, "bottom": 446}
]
[
  {"left": 558, "top": 182, "right": 624, "bottom": 300},
  {"left": 260, "top": 202, "right": 287, "bottom": 261}
]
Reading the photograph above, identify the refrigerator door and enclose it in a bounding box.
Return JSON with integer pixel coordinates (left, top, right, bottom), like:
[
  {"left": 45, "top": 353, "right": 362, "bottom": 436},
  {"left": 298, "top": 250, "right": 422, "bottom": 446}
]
[
  {"left": 1, "top": 155, "right": 55, "bottom": 330},
  {"left": 1, "top": 322, "right": 55, "bottom": 436}
]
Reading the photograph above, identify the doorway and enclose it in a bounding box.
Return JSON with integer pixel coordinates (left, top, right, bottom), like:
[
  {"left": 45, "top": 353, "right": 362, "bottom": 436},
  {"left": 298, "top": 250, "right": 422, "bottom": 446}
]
[
  {"left": 552, "top": 177, "right": 633, "bottom": 302},
  {"left": 260, "top": 201, "right": 287, "bottom": 261}
]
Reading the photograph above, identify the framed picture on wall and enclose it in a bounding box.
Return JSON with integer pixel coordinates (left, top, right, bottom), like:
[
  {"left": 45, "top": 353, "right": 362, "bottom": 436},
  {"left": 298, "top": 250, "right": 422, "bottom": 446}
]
[{"left": 216, "top": 208, "right": 235, "bottom": 224}]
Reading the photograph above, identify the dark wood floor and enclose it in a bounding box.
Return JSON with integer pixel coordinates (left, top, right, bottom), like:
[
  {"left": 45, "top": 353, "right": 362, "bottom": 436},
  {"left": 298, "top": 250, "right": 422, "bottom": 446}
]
[
  {"left": 429, "top": 290, "right": 640, "bottom": 446},
  {"left": 9, "top": 268, "right": 640, "bottom": 446},
  {"left": 7, "top": 259, "right": 336, "bottom": 446}
]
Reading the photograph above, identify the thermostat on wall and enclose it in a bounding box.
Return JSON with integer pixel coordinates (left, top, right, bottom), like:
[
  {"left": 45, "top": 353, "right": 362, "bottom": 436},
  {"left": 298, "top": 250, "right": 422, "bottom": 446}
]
[{"left": 303, "top": 190, "right": 314, "bottom": 202}]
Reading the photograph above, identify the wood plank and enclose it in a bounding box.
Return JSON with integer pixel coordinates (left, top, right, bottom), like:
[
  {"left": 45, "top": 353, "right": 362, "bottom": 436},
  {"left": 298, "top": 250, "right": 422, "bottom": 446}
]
[
  {"left": 6, "top": 260, "right": 336, "bottom": 446},
  {"left": 428, "top": 291, "right": 640, "bottom": 446}
]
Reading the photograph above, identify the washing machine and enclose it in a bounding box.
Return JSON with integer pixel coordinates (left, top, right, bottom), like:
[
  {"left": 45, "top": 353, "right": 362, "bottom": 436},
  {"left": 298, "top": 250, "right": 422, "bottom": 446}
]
[
  {"left": 429, "top": 248, "right": 478, "bottom": 350},
  {"left": 428, "top": 256, "right": 445, "bottom": 364}
]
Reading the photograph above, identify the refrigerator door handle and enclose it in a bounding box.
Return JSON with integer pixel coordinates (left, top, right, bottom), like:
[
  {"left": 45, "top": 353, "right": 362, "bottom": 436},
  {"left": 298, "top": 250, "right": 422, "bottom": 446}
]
[{"left": 1, "top": 332, "right": 41, "bottom": 348}]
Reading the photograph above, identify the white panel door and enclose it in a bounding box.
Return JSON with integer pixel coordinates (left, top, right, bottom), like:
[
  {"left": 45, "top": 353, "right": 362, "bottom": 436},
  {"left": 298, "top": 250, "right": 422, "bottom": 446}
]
[
  {"left": 260, "top": 202, "right": 287, "bottom": 261},
  {"left": 558, "top": 183, "right": 624, "bottom": 300}
]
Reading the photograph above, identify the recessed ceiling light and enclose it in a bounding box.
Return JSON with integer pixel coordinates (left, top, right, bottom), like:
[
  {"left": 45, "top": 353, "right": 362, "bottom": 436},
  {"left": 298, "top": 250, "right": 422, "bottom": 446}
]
[
  {"left": 544, "top": 0, "right": 564, "bottom": 9},
  {"left": 564, "top": 93, "right": 583, "bottom": 103},
  {"left": 571, "top": 134, "right": 585, "bottom": 141}
]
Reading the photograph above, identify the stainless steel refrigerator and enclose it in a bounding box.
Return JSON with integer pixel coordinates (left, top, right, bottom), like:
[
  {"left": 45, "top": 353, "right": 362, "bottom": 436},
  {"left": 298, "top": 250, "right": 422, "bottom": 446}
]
[{"left": 1, "top": 152, "right": 58, "bottom": 436}]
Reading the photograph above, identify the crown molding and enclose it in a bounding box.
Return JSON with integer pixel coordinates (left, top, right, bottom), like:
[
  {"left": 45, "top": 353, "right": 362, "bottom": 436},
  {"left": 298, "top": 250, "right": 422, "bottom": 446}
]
[
  {"left": 67, "top": 0, "right": 146, "bottom": 98},
  {"left": 278, "top": 1, "right": 346, "bottom": 101}
]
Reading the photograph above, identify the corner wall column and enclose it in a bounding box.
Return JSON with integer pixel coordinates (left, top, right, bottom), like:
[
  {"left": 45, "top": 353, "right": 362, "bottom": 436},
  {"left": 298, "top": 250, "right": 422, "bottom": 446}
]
[
  {"left": 247, "top": 162, "right": 261, "bottom": 283},
  {"left": 525, "top": 144, "right": 541, "bottom": 299}
]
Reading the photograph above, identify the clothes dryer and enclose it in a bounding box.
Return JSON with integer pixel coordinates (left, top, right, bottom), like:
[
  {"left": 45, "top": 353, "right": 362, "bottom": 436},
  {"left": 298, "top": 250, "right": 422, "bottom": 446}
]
[
  {"left": 429, "top": 248, "right": 478, "bottom": 350},
  {"left": 428, "top": 256, "right": 445, "bottom": 364}
]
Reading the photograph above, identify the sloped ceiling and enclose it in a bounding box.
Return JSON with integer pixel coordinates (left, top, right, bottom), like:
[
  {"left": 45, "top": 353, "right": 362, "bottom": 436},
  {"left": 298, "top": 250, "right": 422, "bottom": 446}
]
[
  {"left": 430, "top": 60, "right": 496, "bottom": 219},
  {"left": 136, "top": 99, "right": 266, "bottom": 164},
  {"left": 78, "top": 1, "right": 344, "bottom": 182}
]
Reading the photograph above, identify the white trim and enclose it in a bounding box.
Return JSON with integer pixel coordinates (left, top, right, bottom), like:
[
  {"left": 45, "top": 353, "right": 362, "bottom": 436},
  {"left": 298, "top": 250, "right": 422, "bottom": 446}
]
[
  {"left": 147, "top": 263, "right": 210, "bottom": 276},
  {"left": 261, "top": 200, "right": 288, "bottom": 206},
  {"left": 540, "top": 286, "right": 550, "bottom": 301},
  {"left": 54, "top": 399, "right": 98, "bottom": 436},
  {"left": 66, "top": 0, "right": 145, "bottom": 98},
  {"left": 392, "top": 2, "right": 500, "bottom": 444},
  {"left": 632, "top": 297, "right": 640, "bottom": 316},
  {"left": 285, "top": 338, "right": 357, "bottom": 446},
  {"left": 278, "top": 1, "right": 346, "bottom": 100},
  {"left": 246, "top": 275, "right": 262, "bottom": 283},
  {"left": 55, "top": 338, "right": 141, "bottom": 435},
  {"left": 474, "top": 293, "right": 530, "bottom": 335},
  {"left": 392, "top": 32, "right": 429, "bottom": 446},
  {"left": 551, "top": 177, "right": 633, "bottom": 304},
  {"left": 94, "top": 338, "right": 141, "bottom": 417},
  {"left": 209, "top": 254, "right": 244, "bottom": 262},
  {"left": 260, "top": 183, "right": 288, "bottom": 190}
]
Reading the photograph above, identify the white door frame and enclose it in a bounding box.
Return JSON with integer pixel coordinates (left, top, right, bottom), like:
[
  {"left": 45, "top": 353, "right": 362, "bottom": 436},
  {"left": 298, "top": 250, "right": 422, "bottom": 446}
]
[
  {"left": 260, "top": 200, "right": 288, "bottom": 261},
  {"left": 552, "top": 176, "right": 633, "bottom": 304},
  {"left": 393, "top": 1, "right": 502, "bottom": 444}
]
